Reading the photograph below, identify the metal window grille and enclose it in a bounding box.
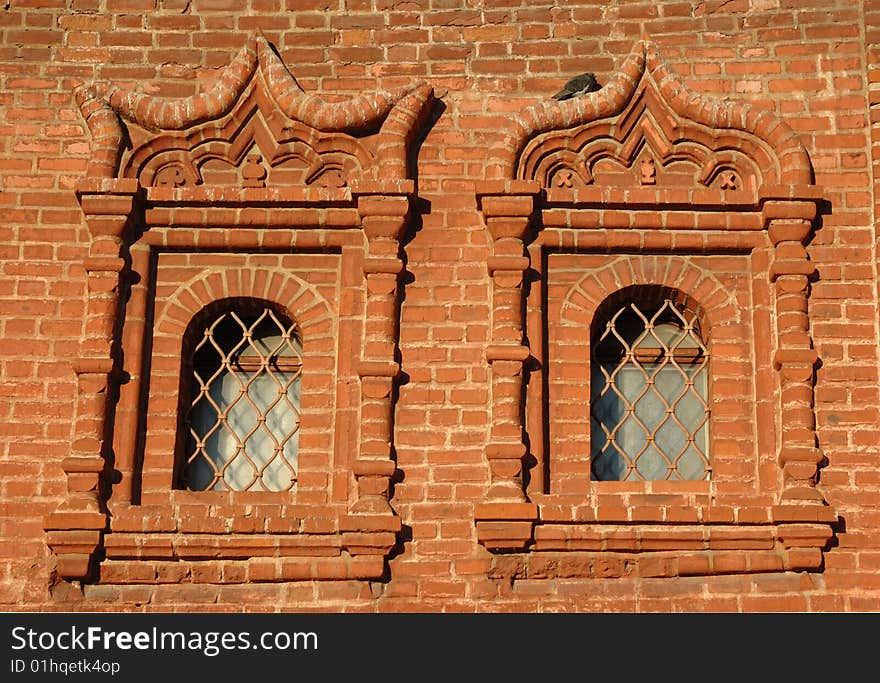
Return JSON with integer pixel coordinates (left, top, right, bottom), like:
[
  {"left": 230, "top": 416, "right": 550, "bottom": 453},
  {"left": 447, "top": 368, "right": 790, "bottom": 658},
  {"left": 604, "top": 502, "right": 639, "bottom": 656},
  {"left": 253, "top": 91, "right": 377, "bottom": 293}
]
[
  {"left": 590, "top": 296, "right": 710, "bottom": 481},
  {"left": 183, "top": 305, "right": 302, "bottom": 492}
]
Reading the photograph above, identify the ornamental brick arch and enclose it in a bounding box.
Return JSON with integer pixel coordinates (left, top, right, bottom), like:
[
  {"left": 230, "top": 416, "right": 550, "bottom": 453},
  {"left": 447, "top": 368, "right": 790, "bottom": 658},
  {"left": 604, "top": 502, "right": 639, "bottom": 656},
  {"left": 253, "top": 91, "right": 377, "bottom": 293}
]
[
  {"left": 487, "top": 40, "right": 812, "bottom": 188},
  {"left": 75, "top": 33, "right": 433, "bottom": 184},
  {"left": 558, "top": 256, "right": 742, "bottom": 334},
  {"left": 474, "top": 38, "right": 835, "bottom": 577},
  {"left": 153, "top": 268, "right": 333, "bottom": 340}
]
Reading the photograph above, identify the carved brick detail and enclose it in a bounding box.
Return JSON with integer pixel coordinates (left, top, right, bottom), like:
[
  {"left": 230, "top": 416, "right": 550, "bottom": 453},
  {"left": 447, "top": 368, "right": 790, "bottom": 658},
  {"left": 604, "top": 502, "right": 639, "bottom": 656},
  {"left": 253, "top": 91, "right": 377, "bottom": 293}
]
[
  {"left": 763, "top": 195, "right": 825, "bottom": 502},
  {"left": 487, "top": 40, "right": 812, "bottom": 188},
  {"left": 44, "top": 179, "right": 142, "bottom": 582},
  {"left": 352, "top": 189, "right": 411, "bottom": 520},
  {"left": 48, "top": 35, "right": 434, "bottom": 583},
  {"left": 475, "top": 181, "right": 541, "bottom": 551},
  {"left": 74, "top": 35, "right": 433, "bottom": 187},
  {"left": 474, "top": 39, "right": 836, "bottom": 571}
]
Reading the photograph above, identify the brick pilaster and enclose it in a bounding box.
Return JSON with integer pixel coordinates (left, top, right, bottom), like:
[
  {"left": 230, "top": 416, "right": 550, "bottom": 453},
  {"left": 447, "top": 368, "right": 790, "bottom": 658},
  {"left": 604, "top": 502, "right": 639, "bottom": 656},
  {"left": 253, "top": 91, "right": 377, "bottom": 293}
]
[
  {"left": 763, "top": 192, "right": 825, "bottom": 503},
  {"left": 44, "top": 178, "right": 142, "bottom": 581},
  {"left": 473, "top": 180, "right": 540, "bottom": 551}
]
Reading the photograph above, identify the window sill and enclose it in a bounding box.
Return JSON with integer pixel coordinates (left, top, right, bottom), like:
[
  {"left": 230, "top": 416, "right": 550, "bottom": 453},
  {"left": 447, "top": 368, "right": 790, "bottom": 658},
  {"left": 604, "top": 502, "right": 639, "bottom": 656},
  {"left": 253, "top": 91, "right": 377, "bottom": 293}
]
[
  {"left": 475, "top": 498, "right": 837, "bottom": 576},
  {"left": 100, "top": 504, "right": 400, "bottom": 582}
]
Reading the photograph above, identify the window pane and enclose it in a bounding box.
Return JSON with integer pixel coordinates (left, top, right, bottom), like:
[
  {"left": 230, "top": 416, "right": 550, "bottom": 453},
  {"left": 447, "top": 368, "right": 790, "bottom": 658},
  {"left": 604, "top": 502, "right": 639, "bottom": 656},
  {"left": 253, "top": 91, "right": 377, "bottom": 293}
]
[
  {"left": 184, "top": 305, "right": 302, "bottom": 492},
  {"left": 676, "top": 445, "right": 706, "bottom": 481},
  {"left": 633, "top": 374, "right": 665, "bottom": 432},
  {"left": 635, "top": 443, "right": 666, "bottom": 480},
  {"left": 590, "top": 294, "right": 710, "bottom": 481}
]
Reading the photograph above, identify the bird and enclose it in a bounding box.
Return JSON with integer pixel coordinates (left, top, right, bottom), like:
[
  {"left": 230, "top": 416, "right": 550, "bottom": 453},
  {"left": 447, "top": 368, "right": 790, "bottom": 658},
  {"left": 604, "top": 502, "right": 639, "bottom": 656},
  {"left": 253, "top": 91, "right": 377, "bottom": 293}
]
[{"left": 551, "top": 72, "right": 601, "bottom": 100}]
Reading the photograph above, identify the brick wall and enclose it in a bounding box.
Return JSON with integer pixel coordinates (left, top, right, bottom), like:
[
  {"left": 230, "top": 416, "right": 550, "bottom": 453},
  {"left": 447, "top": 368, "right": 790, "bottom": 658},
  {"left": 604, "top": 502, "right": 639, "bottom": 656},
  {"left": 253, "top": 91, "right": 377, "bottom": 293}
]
[{"left": 1, "top": 0, "right": 878, "bottom": 612}]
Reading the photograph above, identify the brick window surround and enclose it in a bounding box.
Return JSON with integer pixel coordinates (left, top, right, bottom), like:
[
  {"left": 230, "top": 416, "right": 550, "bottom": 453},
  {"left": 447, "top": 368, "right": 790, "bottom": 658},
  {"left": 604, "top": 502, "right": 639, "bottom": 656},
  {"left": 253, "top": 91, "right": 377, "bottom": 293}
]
[
  {"left": 43, "top": 35, "right": 434, "bottom": 584},
  {"left": 474, "top": 40, "right": 838, "bottom": 580}
]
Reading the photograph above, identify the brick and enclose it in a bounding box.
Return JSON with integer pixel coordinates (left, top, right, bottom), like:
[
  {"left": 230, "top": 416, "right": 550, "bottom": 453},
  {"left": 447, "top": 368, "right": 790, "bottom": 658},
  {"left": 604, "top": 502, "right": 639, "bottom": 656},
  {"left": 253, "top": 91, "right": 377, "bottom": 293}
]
[{"left": 0, "top": 0, "right": 876, "bottom": 617}]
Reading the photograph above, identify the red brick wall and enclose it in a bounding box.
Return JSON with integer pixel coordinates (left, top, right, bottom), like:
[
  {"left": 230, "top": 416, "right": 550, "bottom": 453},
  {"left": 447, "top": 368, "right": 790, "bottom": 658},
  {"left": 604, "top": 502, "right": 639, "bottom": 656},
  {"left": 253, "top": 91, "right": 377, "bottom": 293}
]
[{"left": 1, "top": 0, "right": 879, "bottom": 611}]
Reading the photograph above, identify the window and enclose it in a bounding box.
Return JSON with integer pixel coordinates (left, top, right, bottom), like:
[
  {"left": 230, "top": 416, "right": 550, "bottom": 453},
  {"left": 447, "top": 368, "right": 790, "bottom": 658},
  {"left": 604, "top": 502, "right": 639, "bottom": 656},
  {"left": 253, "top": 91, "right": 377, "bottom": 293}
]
[
  {"left": 590, "top": 287, "right": 709, "bottom": 482},
  {"left": 48, "top": 34, "right": 432, "bottom": 583},
  {"left": 180, "top": 300, "right": 302, "bottom": 493},
  {"left": 472, "top": 39, "right": 837, "bottom": 576}
]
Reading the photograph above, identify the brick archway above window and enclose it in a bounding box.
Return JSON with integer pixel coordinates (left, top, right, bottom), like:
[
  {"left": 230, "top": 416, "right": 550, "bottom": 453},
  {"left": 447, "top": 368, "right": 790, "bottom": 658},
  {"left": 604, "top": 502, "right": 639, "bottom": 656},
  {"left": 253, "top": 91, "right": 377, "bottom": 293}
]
[
  {"left": 45, "top": 35, "right": 435, "bottom": 584},
  {"left": 474, "top": 39, "right": 836, "bottom": 578},
  {"left": 75, "top": 33, "right": 432, "bottom": 185},
  {"left": 488, "top": 39, "right": 811, "bottom": 188}
]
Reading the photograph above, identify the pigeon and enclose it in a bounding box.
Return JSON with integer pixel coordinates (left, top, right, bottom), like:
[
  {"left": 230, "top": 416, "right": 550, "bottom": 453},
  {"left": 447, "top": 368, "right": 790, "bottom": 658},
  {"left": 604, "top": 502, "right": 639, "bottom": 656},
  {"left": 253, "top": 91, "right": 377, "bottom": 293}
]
[{"left": 552, "top": 72, "right": 601, "bottom": 100}]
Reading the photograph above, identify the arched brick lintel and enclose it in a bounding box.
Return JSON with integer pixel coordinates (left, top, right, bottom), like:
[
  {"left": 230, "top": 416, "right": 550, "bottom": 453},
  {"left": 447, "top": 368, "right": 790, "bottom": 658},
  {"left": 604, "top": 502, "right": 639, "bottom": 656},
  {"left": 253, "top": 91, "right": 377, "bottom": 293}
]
[
  {"left": 488, "top": 39, "right": 812, "bottom": 186},
  {"left": 154, "top": 268, "right": 334, "bottom": 346},
  {"left": 558, "top": 256, "right": 742, "bottom": 335}
]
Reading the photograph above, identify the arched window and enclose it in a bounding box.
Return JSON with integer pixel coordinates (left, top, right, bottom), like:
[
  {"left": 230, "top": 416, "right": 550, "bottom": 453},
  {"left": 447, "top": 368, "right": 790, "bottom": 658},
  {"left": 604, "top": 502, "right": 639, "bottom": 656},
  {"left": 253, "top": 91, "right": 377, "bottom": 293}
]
[
  {"left": 179, "top": 300, "right": 302, "bottom": 492},
  {"left": 590, "top": 287, "right": 709, "bottom": 481}
]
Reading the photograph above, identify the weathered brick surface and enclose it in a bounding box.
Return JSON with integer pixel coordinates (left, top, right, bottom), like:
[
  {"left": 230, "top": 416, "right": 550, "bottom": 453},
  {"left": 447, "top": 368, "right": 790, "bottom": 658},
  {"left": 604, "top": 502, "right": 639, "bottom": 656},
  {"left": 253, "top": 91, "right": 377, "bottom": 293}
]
[{"left": 1, "top": 0, "right": 879, "bottom": 611}]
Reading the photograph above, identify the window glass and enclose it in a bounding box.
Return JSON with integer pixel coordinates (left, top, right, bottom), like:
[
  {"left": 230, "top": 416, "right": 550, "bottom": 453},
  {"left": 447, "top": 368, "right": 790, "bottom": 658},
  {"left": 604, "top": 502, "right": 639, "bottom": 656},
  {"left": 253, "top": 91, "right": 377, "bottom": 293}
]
[
  {"left": 590, "top": 295, "right": 709, "bottom": 481},
  {"left": 183, "top": 304, "right": 302, "bottom": 492}
]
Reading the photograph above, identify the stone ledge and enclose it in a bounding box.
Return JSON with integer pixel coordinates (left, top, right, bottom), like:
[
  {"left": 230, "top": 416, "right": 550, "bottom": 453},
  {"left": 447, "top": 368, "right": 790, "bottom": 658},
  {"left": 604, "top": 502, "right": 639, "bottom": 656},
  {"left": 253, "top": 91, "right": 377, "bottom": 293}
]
[
  {"left": 97, "top": 555, "right": 385, "bottom": 583},
  {"left": 487, "top": 548, "right": 807, "bottom": 581}
]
